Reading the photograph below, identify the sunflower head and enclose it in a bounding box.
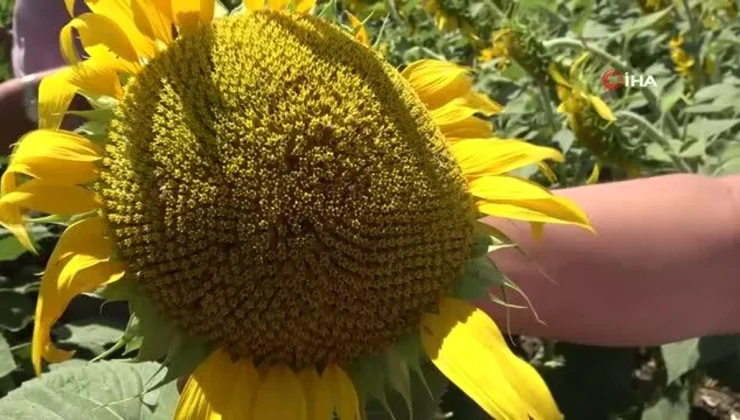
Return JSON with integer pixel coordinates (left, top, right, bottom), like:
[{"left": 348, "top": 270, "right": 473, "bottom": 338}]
[
  {"left": 0, "top": 1, "right": 593, "bottom": 419},
  {"left": 483, "top": 25, "right": 549, "bottom": 81},
  {"left": 669, "top": 35, "right": 696, "bottom": 78},
  {"left": 547, "top": 58, "right": 643, "bottom": 175},
  {"left": 101, "top": 9, "right": 478, "bottom": 368}
]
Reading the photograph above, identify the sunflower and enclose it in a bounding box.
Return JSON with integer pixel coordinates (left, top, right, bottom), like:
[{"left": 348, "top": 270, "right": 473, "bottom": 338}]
[
  {"left": 548, "top": 56, "right": 643, "bottom": 178},
  {"left": 0, "top": 0, "right": 593, "bottom": 418},
  {"left": 478, "top": 26, "right": 549, "bottom": 83},
  {"left": 669, "top": 35, "right": 695, "bottom": 79}
]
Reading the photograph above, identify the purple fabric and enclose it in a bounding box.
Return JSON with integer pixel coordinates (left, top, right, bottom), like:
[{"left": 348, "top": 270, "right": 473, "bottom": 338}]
[{"left": 11, "top": 0, "right": 88, "bottom": 77}]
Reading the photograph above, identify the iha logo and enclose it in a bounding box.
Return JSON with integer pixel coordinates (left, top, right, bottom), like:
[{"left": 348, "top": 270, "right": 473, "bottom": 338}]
[{"left": 601, "top": 68, "right": 656, "bottom": 91}]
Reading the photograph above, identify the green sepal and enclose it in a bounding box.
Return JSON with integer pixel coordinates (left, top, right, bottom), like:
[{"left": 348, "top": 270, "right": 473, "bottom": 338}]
[
  {"left": 450, "top": 254, "right": 507, "bottom": 300},
  {"left": 127, "top": 289, "right": 179, "bottom": 362},
  {"left": 142, "top": 331, "right": 212, "bottom": 394},
  {"left": 384, "top": 349, "right": 413, "bottom": 418},
  {"left": 392, "top": 333, "right": 429, "bottom": 398},
  {"left": 318, "top": 0, "right": 339, "bottom": 22},
  {"left": 350, "top": 356, "right": 396, "bottom": 420},
  {"left": 89, "top": 312, "right": 141, "bottom": 362},
  {"left": 474, "top": 221, "right": 517, "bottom": 254},
  {"left": 97, "top": 276, "right": 135, "bottom": 302}
]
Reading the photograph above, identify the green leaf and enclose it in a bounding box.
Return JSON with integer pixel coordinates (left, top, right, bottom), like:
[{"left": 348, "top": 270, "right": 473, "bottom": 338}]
[
  {"left": 693, "top": 83, "right": 738, "bottom": 103},
  {"left": 553, "top": 128, "right": 575, "bottom": 152},
  {"left": 659, "top": 79, "right": 685, "bottom": 113},
  {"left": 640, "top": 386, "right": 691, "bottom": 420},
  {"left": 0, "top": 360, "right": 163, "bottom": 420},
  {"left": 0, "top": 334, "right": 15, "bottom": 378},
  {"left": 569, "top": 0, "right": 595, "bottom": 36},
  {"left": 149, "top": 381, "right": 180, "bottom": 420},
  {"left": 53, "top": 318, "right": 125, "bottom": 357},
  {"left": 661, "top": 335, "right": 740, "bottom": 384},
  {"left": 0, "top": 226, "right": 53, "bottom": 261},
  {"left": 686, "top": 118, "right": 740, "bottom": 142},
  {"left": 714, "top": 142, "right": 740, "bottom": 175},
  {"left": 661, "top": 339, "right": 700, "bottom": 384},
  {"left": 0, "top": 291, "right": 35, "bottom": 332},
  {"left": 684, "top": 103, "right": 732, "bottom": 114},
  {"left": 623, "top": 6, "right": 673, "bottom": 38}
]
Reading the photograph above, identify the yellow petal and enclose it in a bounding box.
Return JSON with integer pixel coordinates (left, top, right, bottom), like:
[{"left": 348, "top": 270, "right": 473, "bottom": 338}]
[
  {"left": 585, "top": 163, "right": 600, "bottom": 185},
  {"left": 588, "top": 95, "right": 617, "bottom": 122},
  {"left": 402, "top": 60, "right": 472, "bottom": 110},
  {"left": 60, "top": 13, "right": 140, "bottom": 65},
  {"left": 37, "top": 58, "right": 123, "bottom": 130},
  {"left": 297, "top": 368, "right": 328, "bottom": 420},
  {"left": 0, "top": 200, "right": 35, "bottom": 254},
  {"left": 469, "top": 175, "right": 593, "bottom": 231},
  {"left": 253, "top": 364, "right": 307, "bottom": 420},
  {"left": 37, "top": 71, "right": 77, "bottom": 130},
  {"left": 32, "top": 216, "right": 123, "bottom": 374},
  {"left": 346, "top": 12, "right": 370, "bottom": 46},
  {"left": 0, "top": 180, "right": 100, "bottom": 215},
  {"left": 441, "top": 117, "right": 493, "bottom": 141},
  {"left": 294, "top": 0, "right": 316, "bottom": 14},
  {"left": 297, "top": 365, "right": 360, "bottom": 420},
  {"left": 450, "top": 138, "right": 563, "bottom": 179},
  {"left": 445, "top": 91, "right": 502, "bottom": 116},
  {"left": 152, "top": 0, "right": 175, "bottom": 21},
  {"left": 64, "top": 0, "right": 76, "bottom": 16},
  {"left": 175, "top": 350, "right": 260, "bottom": 420},
  {"left": 421, "top": 299, "right": 562, "bottom": 420},
  {"left": 547, "top": 63, "right": 570, "bottom": 87},
  {"left": 66, "top": 57, "right": 124, "bottom": 99},
  {"left": 244, "top": 0, "right": 265, "bottom": 11},
  {"left": 81, "top": 0, "right": 157, "bottom": 59},
  {"left": 538, "top": 162, "right": 558, "bottom": 184},
  {"left": 6, "top": 129, "right": 102, "bottom": 187},
  {"left": 132, "top": 0, "right": 174, "bottom": 44},
  {"left": 321, "top": 366, "right": 360, "bottom": 420},
  {"left": 430, "top": 101, "right": 482, "bottom": 127},
  {"left": 174, "top": 0, "right": 215, "bottom": 37},
  {"left": 268, "top": 0, "right": 290, "bottom": 10}
]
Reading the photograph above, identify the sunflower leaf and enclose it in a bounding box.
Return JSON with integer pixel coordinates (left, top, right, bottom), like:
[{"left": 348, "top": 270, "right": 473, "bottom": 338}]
[{"left": 0, "top": 360, "right": 162, "bottom": 420}]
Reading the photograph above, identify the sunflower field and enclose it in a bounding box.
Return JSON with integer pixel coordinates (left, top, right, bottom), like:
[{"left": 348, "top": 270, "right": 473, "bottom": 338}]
[{"left": 0, "top": 0, "right": 739, "bottom": 419}]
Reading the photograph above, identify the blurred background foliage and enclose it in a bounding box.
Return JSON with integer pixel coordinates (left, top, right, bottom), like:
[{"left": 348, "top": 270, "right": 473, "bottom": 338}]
[{"left": 1, "top": 0, "right": 740, "bottom": 418}]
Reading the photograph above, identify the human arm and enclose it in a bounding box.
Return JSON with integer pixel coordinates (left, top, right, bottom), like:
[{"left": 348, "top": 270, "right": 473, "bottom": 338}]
[{"left": 479, "top": 174, "right": 740, "bottom": 347}]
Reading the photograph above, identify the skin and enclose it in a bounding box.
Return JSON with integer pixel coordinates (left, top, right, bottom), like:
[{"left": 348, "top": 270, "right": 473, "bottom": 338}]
[{"left": 480, "top": 173, "right": 740, "bottom": 347}]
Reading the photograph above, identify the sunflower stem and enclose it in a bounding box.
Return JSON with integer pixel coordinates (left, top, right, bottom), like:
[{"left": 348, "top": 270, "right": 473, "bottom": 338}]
[
  {"left": 542, "top": 37, "right": 683, "bottom": 140},
  {"left": 614, "top": 110, "right": 692, "bottom": 172},
  {"left": 534, "top": 81, "right": 559, "bottom": 136}
]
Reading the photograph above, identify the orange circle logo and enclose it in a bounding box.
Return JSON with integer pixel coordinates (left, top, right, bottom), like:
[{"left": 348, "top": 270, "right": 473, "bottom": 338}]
[{"left": 601, "top": 68, "right": 624, "bottom": 91}]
